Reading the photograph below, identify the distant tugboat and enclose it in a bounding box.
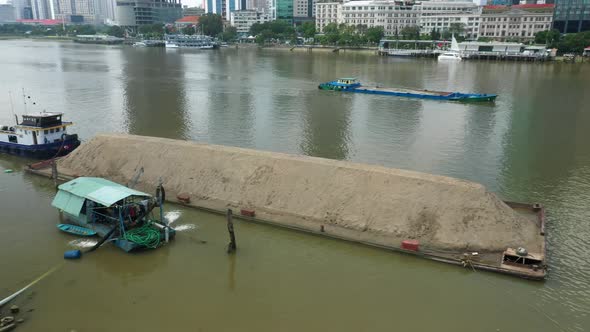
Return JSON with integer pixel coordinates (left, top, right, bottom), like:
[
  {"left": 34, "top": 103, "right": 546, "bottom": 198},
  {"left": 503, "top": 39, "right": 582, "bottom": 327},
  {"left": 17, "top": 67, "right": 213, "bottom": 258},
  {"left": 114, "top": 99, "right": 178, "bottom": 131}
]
[{"left": 0, "top": 112, "right": 80, "bottom": 158}]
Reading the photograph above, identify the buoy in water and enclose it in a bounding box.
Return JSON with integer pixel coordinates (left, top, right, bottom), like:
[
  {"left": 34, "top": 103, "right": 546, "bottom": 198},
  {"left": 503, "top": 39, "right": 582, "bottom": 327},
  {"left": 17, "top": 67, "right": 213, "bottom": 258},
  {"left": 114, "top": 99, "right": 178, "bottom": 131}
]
[{"left": 64, "top": 250, "right": 82, "bottom": 259}]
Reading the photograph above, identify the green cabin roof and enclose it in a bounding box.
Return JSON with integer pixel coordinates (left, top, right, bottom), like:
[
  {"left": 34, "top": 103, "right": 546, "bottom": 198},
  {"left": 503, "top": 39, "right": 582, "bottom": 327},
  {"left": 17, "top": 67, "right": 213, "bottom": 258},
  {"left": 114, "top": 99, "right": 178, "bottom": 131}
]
[
  {"left": 338, "top": 77, "right": 358, "bottom": 80},
  {"left": 52, "top": 177, "right": 151, "bottom": 217}
]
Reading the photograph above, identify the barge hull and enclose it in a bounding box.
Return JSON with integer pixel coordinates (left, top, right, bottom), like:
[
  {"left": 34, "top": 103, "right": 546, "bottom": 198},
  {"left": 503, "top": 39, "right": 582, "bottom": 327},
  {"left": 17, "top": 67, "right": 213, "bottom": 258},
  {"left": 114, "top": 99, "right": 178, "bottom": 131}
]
[
  {"left": 0, "top": 135, "right": 80, "bottom": 159},
  {"left": 30, "top": 134, "right": 546, "bottom": 279}
]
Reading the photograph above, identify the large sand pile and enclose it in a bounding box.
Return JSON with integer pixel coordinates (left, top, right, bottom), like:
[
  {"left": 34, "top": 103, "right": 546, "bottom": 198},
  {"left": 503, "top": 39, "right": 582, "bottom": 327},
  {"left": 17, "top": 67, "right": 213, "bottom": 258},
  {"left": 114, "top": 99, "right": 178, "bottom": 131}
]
[{"left": 57, "top": 134, "right": 540, "bottom": 252}]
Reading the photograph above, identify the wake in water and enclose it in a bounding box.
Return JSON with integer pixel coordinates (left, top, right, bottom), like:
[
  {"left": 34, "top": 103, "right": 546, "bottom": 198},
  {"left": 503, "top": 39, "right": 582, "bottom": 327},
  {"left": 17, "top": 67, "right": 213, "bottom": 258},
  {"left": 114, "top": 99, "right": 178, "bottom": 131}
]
[
  {"left": 68, "top": 238, "right": 98, "bottom": 248},
  {"left": 173, "top": 224, "right": 197, "bottom": 232},
  {"left": 164, "top": 210, "right": 182, "bottom": 225}
]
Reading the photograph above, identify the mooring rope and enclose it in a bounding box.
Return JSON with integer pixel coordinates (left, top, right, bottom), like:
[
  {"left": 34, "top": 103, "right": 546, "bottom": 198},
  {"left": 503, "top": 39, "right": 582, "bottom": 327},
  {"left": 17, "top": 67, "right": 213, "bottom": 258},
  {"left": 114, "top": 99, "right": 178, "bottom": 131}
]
[{"left": 0, "top": 263, "right": 64, "bottom": 307}]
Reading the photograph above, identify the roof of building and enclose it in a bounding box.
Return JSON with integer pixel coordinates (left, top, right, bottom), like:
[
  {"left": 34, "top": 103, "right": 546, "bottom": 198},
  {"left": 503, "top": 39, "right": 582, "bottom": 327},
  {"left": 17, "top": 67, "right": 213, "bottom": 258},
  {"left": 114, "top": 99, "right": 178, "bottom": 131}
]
[
  {"left": 17, "top": 19, "right": 64, "bottom": 25},
  {"left": 176, "top": 16, "right": 200, "bottom": 24},
  {"left": 342, "top": 0, "right": 413, "bottom": 6},
  {"left": 22, "top": 112, "right": 63, "bottom": 118},
  {"left": 483, "top": 4, "right": 555, "bottom": 11}
]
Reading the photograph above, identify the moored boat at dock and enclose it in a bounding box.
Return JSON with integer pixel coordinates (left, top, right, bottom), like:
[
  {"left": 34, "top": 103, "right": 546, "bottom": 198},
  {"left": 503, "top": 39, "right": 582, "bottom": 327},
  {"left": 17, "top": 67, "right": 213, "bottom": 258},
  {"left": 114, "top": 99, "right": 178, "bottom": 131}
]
[
  {"left": 319, "top": 78, "right": 497, "bottom": 102},
  {"left": 438, "top": 36, "right": 463, "bottom": 61},
  {"left": 0, "top": 112, "right": 80, "bottom": 158},
  {"left": 164, "top": 34, "right": 218, "bottom": 49}
]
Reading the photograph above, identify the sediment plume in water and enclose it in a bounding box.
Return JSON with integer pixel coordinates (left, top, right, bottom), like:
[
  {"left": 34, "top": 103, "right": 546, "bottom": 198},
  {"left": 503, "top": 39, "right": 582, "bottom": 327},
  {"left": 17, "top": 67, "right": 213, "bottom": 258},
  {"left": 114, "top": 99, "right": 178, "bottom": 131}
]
[{"left": 56, "top": 134, "right": 541, "bottom": 253}]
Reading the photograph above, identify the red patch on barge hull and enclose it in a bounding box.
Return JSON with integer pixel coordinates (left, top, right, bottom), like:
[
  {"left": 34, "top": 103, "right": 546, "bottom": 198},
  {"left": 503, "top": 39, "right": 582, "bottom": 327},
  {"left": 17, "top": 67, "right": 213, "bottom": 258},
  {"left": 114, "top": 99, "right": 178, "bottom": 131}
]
[
  {"left": 401, "top": 240, "right": 420, "bottom": 251},
  {"left": 241, "top": 209, "right": 256, "bottom": 217}
]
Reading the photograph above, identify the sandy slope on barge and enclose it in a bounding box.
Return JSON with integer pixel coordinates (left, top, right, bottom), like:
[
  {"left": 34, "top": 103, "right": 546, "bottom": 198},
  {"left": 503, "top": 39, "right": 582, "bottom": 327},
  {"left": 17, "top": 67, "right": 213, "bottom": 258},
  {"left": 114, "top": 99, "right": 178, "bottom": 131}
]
[{"left": 55, "top": 134, "right": 540, "bottom": 252}]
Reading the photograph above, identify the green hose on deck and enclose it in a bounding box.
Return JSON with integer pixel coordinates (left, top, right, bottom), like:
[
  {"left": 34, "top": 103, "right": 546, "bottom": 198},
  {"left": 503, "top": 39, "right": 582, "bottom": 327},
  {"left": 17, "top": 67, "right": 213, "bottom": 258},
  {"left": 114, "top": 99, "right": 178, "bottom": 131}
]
[{"left": 123, "top": 222, "right": 161, "bottom": 249}]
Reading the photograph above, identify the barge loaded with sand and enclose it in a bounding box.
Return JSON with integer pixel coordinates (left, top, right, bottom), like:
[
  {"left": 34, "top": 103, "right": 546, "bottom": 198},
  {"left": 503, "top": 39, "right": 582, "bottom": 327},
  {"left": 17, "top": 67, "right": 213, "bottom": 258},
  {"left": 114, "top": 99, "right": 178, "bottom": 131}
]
[{"left": 28, "top": 134, "right": 547, "bottom": 280}]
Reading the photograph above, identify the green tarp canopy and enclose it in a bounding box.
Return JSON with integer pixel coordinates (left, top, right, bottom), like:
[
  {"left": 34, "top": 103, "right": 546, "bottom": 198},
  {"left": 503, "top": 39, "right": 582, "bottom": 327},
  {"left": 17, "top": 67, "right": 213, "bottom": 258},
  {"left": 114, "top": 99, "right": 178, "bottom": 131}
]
[{"left": 51, "top": 177, "right": 151, "bottom": 217}]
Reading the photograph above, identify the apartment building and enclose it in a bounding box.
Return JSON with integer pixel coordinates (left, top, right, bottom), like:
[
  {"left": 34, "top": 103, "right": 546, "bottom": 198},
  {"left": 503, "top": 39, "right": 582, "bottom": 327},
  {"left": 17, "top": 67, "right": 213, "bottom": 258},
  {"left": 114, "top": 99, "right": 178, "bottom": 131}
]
[
  {"left": 418, "top": 1, "right": 481, "bottom": 39},
  {"left": 479, "top": 4, "right": 554, "bottom": 40},
  {"left": 315, "top": 1, "right": 341, "bottom": 32},
  {"left": 341, "top": 0, "right": 419, "bottom": 36},
  {"left": 230, "top": 9, "right": 271, "bottom": 34}
]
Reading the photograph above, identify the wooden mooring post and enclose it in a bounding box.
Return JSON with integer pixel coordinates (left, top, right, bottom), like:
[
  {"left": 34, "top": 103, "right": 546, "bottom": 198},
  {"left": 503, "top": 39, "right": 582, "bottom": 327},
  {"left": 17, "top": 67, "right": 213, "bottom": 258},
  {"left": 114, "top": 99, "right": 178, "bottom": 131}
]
[
  {"left": 226, "top": 209, "right": 237, "bottom": 254},
  {"left": 51, "top": 159, "right": 58, "bottom": 189}
]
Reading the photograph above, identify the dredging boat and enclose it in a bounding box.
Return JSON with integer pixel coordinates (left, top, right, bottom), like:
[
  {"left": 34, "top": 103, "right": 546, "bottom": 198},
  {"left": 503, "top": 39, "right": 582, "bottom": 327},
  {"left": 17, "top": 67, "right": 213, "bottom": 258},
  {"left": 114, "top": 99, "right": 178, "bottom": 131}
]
[
  {"left": 52, "top": 177, "right": 175, "bottom": 252},
  {"left": 0, "top": 112, "right": 80, "bottom": 158},
  {"left": 319, "top": 78, "right": 497, "bottom": 102}
]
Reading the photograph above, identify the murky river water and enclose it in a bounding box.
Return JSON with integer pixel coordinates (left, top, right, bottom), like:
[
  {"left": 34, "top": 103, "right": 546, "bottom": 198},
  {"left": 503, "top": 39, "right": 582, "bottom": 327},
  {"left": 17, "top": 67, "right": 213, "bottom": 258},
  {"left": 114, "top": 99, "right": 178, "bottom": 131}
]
[{"left": 1, "top": 40, "right": 589, "bottom": 331}]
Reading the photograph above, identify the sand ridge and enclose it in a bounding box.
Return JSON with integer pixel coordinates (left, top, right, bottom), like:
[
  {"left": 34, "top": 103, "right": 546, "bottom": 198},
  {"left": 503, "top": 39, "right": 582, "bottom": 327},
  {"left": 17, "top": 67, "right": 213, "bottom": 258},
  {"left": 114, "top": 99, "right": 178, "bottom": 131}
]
[{"left": 57, "top": 134, "right": 540, "bottom": 252}]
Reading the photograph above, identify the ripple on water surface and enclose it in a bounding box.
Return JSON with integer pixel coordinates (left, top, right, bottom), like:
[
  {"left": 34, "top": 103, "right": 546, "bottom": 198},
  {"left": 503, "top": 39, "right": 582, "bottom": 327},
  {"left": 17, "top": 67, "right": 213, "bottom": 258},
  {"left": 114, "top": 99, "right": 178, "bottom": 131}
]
[
  {"left": 68, "top": 238, "right": 98, "bottom": 249},
  {"left": 173, "top": 224, "right": 197, "bottom": 232}
]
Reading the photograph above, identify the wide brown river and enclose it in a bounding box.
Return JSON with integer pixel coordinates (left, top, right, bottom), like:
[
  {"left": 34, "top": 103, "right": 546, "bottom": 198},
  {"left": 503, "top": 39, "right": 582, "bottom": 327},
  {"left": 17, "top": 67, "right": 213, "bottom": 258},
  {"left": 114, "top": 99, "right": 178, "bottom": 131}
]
[{"left": 0, "top": 40, "right": 589, "bottom": 331}]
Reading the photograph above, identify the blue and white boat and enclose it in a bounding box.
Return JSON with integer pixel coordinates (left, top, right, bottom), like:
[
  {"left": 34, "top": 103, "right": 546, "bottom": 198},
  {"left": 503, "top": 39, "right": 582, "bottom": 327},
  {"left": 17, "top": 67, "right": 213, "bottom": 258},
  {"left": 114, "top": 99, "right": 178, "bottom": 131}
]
[
  {"left": 319, "top": 78, "right": 497, "bottom": 102},
  {"left": 0, "top": 112, "right": 80, "bottom": 158}
]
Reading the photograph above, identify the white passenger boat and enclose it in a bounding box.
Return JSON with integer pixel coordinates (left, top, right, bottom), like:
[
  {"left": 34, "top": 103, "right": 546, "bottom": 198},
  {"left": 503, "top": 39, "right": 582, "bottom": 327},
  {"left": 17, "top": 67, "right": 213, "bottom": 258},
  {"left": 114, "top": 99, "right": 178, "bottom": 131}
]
[{"left": 164, "top": 34, "right": 218, "bottom": 49}]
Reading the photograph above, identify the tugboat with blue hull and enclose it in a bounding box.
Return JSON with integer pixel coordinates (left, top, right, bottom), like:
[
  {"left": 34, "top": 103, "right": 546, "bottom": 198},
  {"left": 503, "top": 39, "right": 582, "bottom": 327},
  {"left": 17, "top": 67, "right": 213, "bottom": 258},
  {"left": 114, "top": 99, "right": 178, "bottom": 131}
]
[
  {"left": 0, "top": 112, "right": 80, "bottom": 159},
  {"left": 319, "top": 78, "right": 497, "bottom": 102}
]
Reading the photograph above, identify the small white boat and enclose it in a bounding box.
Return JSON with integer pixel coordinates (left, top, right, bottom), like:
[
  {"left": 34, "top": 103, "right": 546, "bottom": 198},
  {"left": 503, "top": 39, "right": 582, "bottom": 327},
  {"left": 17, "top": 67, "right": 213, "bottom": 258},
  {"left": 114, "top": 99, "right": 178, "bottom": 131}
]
[
  {"left": 438, "top": 35, "right": 462, "bottom": 61},
  {"left": 438, "top": 52, "right": 462, "bottom": 61}
]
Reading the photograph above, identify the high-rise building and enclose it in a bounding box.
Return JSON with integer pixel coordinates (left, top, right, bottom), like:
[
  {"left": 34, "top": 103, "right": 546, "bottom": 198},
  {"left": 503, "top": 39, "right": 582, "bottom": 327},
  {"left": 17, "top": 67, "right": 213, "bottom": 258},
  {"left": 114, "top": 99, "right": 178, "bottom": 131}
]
[
  {"left": 52, "top": 0, "right": 98, "bottom": 23},
  {"left": 205, "top": 0, "right": 241, "bottom": 20},
  {"left": 294, "top": 0, "right": 314, "bottom": 18},
  {"left": 30, "top": 0, "right": 52, "bottom": 19},
  {"left": 10, "top": 0, "right": 50, "bottom": 19},
  {"left": 246, "top": 0, "right": 268, "bottom": 11},
  {"left": 0, "top": 4, "right": 17, "bottom": 22},
  {"left": 97, "top": 0, "right": 116, "bottom": 22},
  {"left": 553, "top": 0, "right": 590, "bottom": 33},
  {"left": 9, "top": 0, "right": 26, "bottom": 19},
  {"left": 115, "top": 0, "right": 182, "bottom": 27},
  {"left": 275, "top": 0, "right": 293, "bottom": 23}
]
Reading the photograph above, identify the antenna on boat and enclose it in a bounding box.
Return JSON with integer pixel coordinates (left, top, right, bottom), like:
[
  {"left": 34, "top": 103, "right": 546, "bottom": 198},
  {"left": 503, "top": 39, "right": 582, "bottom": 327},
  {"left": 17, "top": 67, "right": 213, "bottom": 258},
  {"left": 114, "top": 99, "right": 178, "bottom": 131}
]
[
  {"left": 21, "top": 88, "right": 27, "bottom": 114},
  {"left": 9, "top": 91, "right": 17, "bottom": 124}
]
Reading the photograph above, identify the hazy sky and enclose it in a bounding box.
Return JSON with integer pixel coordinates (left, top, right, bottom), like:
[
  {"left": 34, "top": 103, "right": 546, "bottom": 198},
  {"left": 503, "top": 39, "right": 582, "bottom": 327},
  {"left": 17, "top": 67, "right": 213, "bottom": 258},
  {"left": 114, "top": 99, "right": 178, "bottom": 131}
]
[{"left": 0, "top": 0, "right": 203, "bottom": 7}]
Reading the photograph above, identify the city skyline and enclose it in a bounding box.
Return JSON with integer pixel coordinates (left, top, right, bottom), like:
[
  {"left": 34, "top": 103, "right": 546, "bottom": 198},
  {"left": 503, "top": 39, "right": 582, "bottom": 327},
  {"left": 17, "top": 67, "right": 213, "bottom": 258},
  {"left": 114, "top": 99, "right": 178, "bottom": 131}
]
[{"left": 0, "top": 1, "right": 201, "bottom": 7}]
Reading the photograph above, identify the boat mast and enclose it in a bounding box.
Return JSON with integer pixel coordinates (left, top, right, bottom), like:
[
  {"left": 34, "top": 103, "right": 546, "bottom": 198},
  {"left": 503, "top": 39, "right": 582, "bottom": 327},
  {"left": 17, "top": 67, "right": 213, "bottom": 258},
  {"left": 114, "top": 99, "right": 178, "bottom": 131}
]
[
  {"left": 9, "top": 91, "right": 17, "bottom": 124},
  {"left": 21, "top": 88, "right": 27, "bottom": 114}
]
